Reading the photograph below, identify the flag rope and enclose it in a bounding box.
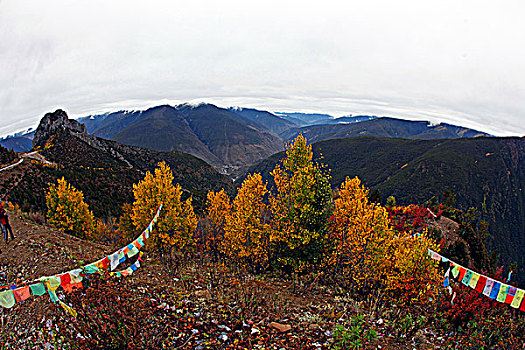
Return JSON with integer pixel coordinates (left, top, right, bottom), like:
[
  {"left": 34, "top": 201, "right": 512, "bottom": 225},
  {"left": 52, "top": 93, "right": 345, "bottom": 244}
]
[
  {"left": 428, "top": 249, "right": 525, "bottom": 312},
  {"left": 0, "top": 204, "right": 162, "bottom": 309}
]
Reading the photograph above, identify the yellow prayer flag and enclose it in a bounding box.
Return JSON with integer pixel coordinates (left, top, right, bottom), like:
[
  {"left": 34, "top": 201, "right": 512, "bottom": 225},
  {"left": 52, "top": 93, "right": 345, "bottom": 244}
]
[
  {"left": 496, "top": 284, "right": 509, "bottom": 303},
  {"left": 59, "top": 301, "right": 78, "bottom": 317},
  {"left": 511, "top": 289, "right": 525, "bottom": 308},
  {"left": 469, "top": 273, "right": 480, "bottom": 289}
]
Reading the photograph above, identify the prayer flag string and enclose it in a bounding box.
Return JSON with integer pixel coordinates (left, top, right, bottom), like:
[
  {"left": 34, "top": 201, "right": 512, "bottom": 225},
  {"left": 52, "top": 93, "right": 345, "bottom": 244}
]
[
  {"left": 0, "top": 205, "right": 162, "bottom": 310},
  {"left": 428, "top": 249, "right": 525, "bottom": 312}
]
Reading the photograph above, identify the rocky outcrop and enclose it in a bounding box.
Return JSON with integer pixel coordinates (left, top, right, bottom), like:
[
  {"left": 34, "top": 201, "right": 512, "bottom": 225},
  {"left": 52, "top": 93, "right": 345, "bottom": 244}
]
[
  {"left": 33, "top": 109, "right": 87, "bottom": 148},
  {"left": 33, "top": 109, "right": 133, "bottom": 168}
]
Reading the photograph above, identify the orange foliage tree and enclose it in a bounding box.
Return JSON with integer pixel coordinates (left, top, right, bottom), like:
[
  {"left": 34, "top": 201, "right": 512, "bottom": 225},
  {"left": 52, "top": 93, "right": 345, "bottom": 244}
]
[
  {"left": 269, "top": 134, "right": 333, "bottom": 273},
  {"left": 376, "top": 229, "right": 441, "bottom": 305},
  {"left": 330, "top": 177, "right": 392, "bottom": 288},
  {"left": 329, "top": 177, "right": 440, "bottom": 304},
  {"left": 129, "top": 162, "right": 197, "bottom": 254},
  {"left": 204, "top": 189, "right": 232, "bottom": 260},
  {"left": 46, "top": 177, "right": 94, "bottom": 239},
  {"left": 222, "top": 173, "right": 271, "bottom": 270}
]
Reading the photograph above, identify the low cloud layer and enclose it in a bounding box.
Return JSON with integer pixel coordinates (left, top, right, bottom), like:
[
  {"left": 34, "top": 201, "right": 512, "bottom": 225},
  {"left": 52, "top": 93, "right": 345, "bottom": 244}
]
[{"left": 1, "top": 0, "right": 524, "bottom": 137}]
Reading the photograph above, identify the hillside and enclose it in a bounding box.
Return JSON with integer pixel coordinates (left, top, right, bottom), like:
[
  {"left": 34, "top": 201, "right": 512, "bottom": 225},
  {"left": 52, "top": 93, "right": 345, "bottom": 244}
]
[
  {"left": 79, "top": 104, "right": 285, "bottom": 172},
  {"left": 281, "top": 117, "right": 490, "bottom": 142},
  {"left": 111, "top": 105, "right": 223, "bottom": 167},
  {"left": 0, "top": 131, "right": 35, "bottom": 152},
  {"left": 228, "top": 107, "right": 298, "bottom": 135},
  {"left": 246, "top": 136, "right": 525, "bottom": 285},
  {"left": 177, "top": 104, "right": 284, "bottom": 169},
  {"left": 1, "top": 188, "right": 522, "bottom": 348},
  {"left": 0, "top": 110, "right": 234, "bottom": 218},
  {"left": 0, "top": 145, "right": 16, "bottom": 167}
]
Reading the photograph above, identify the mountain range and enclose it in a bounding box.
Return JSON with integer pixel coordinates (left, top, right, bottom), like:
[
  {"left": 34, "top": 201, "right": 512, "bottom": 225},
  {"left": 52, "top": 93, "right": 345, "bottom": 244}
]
[
  {"left": 1, "top": 104, "right": 523, "bottom": 285},
  {"left": 1, "top": 104, "right": 490, "bottom": 175},
  {"left": 0, "top": 110, "right": 233, "bottom": 218}
]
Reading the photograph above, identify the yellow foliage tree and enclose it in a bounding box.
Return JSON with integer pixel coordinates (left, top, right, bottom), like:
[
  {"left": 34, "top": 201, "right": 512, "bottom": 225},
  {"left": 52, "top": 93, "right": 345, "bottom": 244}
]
[
  {"left": 269, "top": 134, "right": 333, "bottom": 272},
  {"left": 376, "top": 230, "right": 441, "bottom": 305},
  {"left": 46, "top": 177, "right": 94, "bottom": 239},
  {"left": 131, "top": 162, "right": 197, "bottom": 253},
  {"left": 118, "top": 203, "right": 137, "bottom": 242},
  {"left": 330, "top": 177, "right": 441, "bottom": 305},
  {"left": 330, "top": 177, "right": 393, "bottom": 288},
  {"left": 222, "top": 173, "right": 271, "bottom": 270},
  {"left": 204, "top": 189, "right": 231, "bottom": 259}
]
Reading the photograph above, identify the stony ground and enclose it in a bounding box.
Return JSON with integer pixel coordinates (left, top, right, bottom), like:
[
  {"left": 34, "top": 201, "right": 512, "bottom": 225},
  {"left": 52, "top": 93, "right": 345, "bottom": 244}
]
[{"left": 0, "top": 210, "right": 502, "bottom": 349}]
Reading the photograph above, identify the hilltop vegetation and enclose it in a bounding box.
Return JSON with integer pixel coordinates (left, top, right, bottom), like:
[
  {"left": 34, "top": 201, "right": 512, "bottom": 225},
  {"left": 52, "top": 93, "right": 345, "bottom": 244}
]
[
  {"left": 0, "top": 145, "right": 16, "bottom": 167},
  {"left": 246, "top": 136, "right": 525, "bottom": 286}
]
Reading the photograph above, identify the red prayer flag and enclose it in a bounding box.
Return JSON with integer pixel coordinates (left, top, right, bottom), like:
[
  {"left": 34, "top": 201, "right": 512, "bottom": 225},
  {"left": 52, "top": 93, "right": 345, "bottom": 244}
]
[
  {"left": 63, "top": 282, "right": 83, "bottom": 293},
  {"left": 475, "top": 275, "right": 487, "bottom": 293},
  {"left": 505, "top": 287, "right": 517, "bottom": 304},
  {"left": 13, "top": 286, "right": 31, "bottom": 302},
  {"left": 458, "top": 267, "right": 467, "bottom": 281},
  {"left": 60, "top": 273, "right": 71, "bottom": 288}
]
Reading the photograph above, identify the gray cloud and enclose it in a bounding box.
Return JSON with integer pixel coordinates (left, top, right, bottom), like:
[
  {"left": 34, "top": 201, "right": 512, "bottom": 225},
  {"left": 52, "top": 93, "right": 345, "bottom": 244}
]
[{"left": 0, "top": 0, "right": 524, "bottom": 137}]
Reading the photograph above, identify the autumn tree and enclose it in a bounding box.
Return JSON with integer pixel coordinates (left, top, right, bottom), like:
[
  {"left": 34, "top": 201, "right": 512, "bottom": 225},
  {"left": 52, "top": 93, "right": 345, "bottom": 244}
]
[
  {"left": 46, "top": 177, "right": 94, "bottom": 239},
  {"left": 129, "top": 162, "right": 197, "bottom": 261},
  {"left": 269, "top": 134, "right": 333, "bottom": 273},
  {"left": 375, "top": 229, "right": 441, "bottom": 305},
  {"left": 329, "top": 177, "right": 393, "bottom": 288},
  {"left": 222, "top": 173, "right": 271, "bottom": 270},
  {"left": 330, "top": 178, "right": 441, "bottom": 304},
  {"left": 118, "top": 203, "right": 136, "bottom": 242},
  {"left": 203, "top": 189, "right": 231, "bottom": 260}
]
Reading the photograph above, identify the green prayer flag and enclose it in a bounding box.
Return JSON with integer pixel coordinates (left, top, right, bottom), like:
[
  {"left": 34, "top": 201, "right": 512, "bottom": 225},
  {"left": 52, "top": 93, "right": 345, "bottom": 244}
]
[
  {"left": 127, "top": 245, "right": 139, "bottom": 258},
  {"left": 30, "top": 283, "right": 46, "bottom": 296},
  {"left": 48, "top": 288, "right": 59, "bottom": 302},
  {"left": 452, "top": 265, "right": 460, "bottom": 278},
  {"left": 511, "top": 289, "right": 525, "bottom": 308},
  {"left": 83, "top": 265, "right": 99, "bottom": 274},
  {"left": 462, "top": 270, "right": 473, "bottom": 286}
]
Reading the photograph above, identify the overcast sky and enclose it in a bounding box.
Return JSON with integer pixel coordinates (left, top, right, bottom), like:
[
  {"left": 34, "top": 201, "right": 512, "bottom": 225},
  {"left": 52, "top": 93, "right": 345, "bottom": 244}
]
[{"left": 1, "top": 0, "right": 524, "bottom": 137}]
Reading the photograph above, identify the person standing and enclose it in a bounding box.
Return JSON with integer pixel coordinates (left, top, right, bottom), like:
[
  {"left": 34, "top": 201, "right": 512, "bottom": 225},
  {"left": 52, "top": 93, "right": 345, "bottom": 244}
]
[{"left": 0, "top": 201, "right": 14, "bottom": 243}]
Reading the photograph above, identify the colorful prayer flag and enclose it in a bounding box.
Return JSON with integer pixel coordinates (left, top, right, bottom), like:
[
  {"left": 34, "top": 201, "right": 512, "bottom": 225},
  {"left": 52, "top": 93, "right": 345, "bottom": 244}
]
[
  {"left": 475, "top": 275, "right": 487, "bottom": 293},
  {"left": 458, "top": 267, "right": 467, "bottom": 281},
  {"left": 127, "top": 245, "right": 139, "bottom": 258},
  {"left": 30, "top": 283, "right": 46, "bottom": 296},
  {"left": 13, "top": 286, "right": 31, "bottom": 302},
  {"left": 462, "top": 270, "right": 473, "bottom": 286},
  {"left": 0, "top": 289, "right": 15, "bottom": 308},
  {"left": 469, "top": 272, "right": 480, "bottom": 289},
  {"left": 60, "top": 273, "right": 71, "bottom": 288},
  {"left": 452, "top": 264, "right": 460, "bottom": 279},
  {"left": 505, "top": 287, "right": 517, "bottom": 304},
  {"left": 483, "top": 279, "right": 494, "bottom": 297},
  {"left": 489, "top": 282, "right": 501, "bottom": 299},
  {"left": 497, "top": 284, "right": 509, "bottom": 303},
  {"left": 59, "top": 301, "right": 78, "bottom": 317}
]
